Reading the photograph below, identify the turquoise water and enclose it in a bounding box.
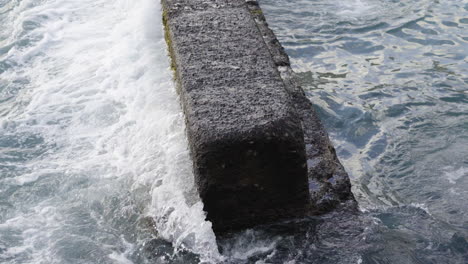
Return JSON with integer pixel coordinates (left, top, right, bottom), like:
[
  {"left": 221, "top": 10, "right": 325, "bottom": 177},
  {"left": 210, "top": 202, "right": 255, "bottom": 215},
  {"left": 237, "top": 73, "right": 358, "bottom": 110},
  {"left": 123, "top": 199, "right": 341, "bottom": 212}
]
[{"left": 0, "top": 0, "right": 467, "bottom": 263}]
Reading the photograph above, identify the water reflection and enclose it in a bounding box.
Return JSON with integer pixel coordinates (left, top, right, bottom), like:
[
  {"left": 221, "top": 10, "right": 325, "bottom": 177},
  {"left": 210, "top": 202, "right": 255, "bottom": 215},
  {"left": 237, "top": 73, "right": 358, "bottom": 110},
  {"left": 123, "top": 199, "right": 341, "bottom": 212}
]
[{"left": 256, "top": 0, "right": 468, "bottom": 263}]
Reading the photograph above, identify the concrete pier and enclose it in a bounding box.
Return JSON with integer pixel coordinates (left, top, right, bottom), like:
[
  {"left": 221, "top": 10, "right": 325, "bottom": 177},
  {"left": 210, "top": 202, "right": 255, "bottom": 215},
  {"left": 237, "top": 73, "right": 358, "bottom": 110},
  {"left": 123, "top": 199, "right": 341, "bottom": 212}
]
[{"left": 161, "top": 0, "right": 356, "bottom": 233}]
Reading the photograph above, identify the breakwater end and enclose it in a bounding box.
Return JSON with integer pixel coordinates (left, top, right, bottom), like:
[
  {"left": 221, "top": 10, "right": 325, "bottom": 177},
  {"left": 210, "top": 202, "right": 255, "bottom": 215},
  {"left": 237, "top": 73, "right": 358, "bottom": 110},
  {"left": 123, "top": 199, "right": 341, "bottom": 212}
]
[{"left": 161, "top": 0, "right": 356, "bottom": 233}]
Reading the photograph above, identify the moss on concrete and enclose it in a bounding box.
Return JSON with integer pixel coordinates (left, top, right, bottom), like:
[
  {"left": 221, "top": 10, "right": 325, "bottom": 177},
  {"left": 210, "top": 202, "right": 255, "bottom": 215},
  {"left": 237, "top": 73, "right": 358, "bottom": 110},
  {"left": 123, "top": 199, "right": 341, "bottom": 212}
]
[
  {"left": 162, "top": 9, "right": 177, "bottom": 73},
  {"left": 250, "top": 9, "right": 263, "bottom": 15}
]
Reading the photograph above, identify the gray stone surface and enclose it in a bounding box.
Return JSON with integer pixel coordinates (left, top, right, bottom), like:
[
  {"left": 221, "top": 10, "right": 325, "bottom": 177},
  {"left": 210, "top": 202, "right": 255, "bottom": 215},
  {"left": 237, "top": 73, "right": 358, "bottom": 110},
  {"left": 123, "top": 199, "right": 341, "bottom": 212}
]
[
  {"left": 162, "top": 0, "right": 311, "bottom": 233},
  {"left": 161, "top": 0, "right": 356, "bottom": 233},
  {"left": 246, "top": 1, "right": 357, "bottom": 213}
]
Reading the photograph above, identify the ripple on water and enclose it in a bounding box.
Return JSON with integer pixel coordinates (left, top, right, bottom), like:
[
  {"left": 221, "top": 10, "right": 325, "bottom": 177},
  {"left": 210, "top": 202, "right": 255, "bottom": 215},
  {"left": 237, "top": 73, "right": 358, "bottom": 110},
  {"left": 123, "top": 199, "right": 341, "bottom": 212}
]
[
  {"left": 259, "top": 0, "right": 468, "bottom": 262},
  {"left": 0, "top": 0, "right": 467, "bottom": 263}
]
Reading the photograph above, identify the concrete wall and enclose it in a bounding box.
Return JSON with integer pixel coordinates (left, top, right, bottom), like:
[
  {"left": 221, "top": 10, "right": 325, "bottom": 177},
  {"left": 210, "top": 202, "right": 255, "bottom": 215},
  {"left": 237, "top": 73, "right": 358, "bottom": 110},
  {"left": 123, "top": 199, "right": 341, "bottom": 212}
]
[{"left": 161, "top": 0, "right": 356, "bottom": 234}]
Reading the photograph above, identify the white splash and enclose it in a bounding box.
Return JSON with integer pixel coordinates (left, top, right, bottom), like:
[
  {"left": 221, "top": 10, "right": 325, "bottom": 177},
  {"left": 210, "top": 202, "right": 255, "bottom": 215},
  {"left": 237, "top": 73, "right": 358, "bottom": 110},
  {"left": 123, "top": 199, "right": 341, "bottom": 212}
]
[
  {"left": 0, "top": 0, "right": 220, "bottom": 262},
  {"left": 336, "top": 0, "right": 375, "bottom": 17}
]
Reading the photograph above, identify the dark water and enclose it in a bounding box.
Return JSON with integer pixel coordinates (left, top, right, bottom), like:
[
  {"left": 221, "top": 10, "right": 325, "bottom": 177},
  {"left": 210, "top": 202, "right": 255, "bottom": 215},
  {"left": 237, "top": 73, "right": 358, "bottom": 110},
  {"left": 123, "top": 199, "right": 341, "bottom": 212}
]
[
  {"left": 240, "top": 0, "right": 467, "bottom": 263},
  {"left": 0, "top": 0, "right": 467, "bottom": 263}
]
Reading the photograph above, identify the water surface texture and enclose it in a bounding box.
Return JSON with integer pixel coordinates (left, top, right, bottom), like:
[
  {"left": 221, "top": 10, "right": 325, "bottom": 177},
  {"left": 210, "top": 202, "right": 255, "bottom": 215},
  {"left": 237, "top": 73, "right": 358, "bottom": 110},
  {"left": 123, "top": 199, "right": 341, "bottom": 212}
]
[
  {"left": 1, "top": 0, "right": 467, "bottom": 263},
  {"left": 257, "top": 0, "right": 468, "bottom": 263},
  {"left": 261, "top": 0, "right": 468, "bottom": 228},
  {"left": 0, "top": 0, "right": 219, "bottom": 263}
]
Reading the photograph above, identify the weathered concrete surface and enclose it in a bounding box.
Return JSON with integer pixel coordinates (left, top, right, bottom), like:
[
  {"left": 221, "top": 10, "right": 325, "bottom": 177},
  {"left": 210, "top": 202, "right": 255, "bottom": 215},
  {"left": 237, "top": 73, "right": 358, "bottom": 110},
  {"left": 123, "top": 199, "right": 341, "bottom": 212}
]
[
  {"left": 161, "top": 0, "right": 356, "bottom": 233},
  {"left": 162, "top": 0, "right": 310, "bottom": 233},
  {"left": 245, "top": 1, "right": 357, "bottom": 213}
]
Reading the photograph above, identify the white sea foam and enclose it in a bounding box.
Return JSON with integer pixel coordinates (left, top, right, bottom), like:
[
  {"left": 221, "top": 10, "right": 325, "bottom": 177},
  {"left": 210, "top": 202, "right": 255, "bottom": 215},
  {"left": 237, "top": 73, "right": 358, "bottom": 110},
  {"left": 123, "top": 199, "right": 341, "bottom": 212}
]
[
  {"left": 220, "top": 230, "right": 280, "bottom": 262},
  {"left": 0, "top": 0, "right": 220, "bottom": 262},
  {"left": 336, "top": 0, "right": 374, "bottom": 17},
  {"left": 443, "top": 166, "right": 468, "bottom": 184}
]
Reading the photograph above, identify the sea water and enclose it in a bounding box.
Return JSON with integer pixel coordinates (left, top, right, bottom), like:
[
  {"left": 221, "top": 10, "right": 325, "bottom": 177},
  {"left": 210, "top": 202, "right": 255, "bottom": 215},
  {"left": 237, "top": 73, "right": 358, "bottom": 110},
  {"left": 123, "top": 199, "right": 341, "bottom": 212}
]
[
  {"left": 256, "top": 0, "right": 468, "bottom": 263},
  {"left": 1, "top": 0, "right": 467, "bottom": 263},
  {"left": 0, "top": 0, "right": 219, "bottom": 263}
]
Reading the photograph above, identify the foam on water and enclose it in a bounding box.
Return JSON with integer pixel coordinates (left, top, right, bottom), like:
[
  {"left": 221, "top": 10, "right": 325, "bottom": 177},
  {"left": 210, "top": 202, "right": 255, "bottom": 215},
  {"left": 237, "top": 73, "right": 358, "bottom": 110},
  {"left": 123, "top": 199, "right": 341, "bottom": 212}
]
[
  {"left": 336, "top": 0, "right": 374, "bottom": 17},
  {"left": 2, "top": 0, "right": 468, "bottom": 263},
  {"left": 443, "top": 166, "right": 468, "bottom": 185},
  {"left": 0, "top": 0, "right": 221, "bottom": 262}
]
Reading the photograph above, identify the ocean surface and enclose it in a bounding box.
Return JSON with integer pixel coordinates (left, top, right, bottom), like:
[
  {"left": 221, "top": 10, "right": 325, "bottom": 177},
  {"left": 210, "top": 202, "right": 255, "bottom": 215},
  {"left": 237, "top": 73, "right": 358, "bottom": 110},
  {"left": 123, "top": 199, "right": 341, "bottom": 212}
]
[{"left": 0, "top": 0, "right": 467, "bottom": 263}]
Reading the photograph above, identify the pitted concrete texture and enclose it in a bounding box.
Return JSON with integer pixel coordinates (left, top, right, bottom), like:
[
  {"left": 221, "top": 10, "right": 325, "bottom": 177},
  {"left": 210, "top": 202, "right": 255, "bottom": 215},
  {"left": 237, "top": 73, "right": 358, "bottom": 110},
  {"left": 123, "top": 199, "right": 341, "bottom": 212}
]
[
  {"left": 162, "top": 0, "right": 356, "bottom": 233},
  {"left": 246, "top": 1, "right": 356, "bottom": 213},
  {"left": 162, "top": 0, "right": 311, "bottom": 233}
]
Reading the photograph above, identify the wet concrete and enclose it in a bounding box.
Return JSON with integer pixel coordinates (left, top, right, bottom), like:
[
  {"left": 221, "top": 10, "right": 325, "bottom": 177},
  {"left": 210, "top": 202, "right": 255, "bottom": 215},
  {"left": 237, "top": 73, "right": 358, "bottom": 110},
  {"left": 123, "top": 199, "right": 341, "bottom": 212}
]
[{"left": 161, "top": 0, "right": 356, "bottom": 233}]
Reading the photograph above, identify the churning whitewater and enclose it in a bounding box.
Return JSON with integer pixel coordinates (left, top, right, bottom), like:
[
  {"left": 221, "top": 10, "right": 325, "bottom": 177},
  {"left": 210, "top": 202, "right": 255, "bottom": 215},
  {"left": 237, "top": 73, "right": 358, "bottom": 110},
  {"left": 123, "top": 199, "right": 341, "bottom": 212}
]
[
  {"left": 0, "top": 0, "right": 221, "bottom": 262},
  {"left": 2, "top": 0, "right": 468, "bottom": 263}
]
